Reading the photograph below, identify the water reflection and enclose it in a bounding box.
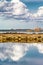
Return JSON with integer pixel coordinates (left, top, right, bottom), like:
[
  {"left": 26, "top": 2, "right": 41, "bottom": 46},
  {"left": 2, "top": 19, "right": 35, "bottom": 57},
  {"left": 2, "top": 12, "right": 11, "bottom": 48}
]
[{"left": 0, "top": 43, "right": 43, "bottom": 62}]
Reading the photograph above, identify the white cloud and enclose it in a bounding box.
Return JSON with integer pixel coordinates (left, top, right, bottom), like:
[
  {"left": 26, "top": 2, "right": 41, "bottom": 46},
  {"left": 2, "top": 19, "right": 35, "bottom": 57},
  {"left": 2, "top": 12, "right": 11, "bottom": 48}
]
[
  {"left": 21, "top": 0, "right": 43, "bottom": 2},
  {"left": 33, "top": 6, "right": 43, "bottom": 18},
  {"left": 11, "top": 0, "right": 20, "bottom": 3},
  {"left": 12, "top": 2, "right": 27, "bottom": 15},
  {"left": 0, "top": 1, "right": 4, "bottom": 7},
  {"left": 0, "top": 43, "right": 29, "bottom": 61},
  {"left": 0, "top": 0, "right": 43, "bottom": 21},
  {"left": 0, "top": 43, "right": 43, "bottom": 61},
  {"left": 37, "top": 44, "right": 43, "bottom": 54},
  {"left": 0, "top": 0, "right": 31, "bottom": 20},
  {"left": 32, "top": 43, "right": 43, "bottom": 54}
]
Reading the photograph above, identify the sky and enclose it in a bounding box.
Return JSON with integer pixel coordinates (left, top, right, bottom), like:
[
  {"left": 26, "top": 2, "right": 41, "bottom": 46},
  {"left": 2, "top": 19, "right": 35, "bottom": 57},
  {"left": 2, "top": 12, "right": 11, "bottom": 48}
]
[
  {"left": 0, "top": 0, "right": 43, "bottom": 29},
  {"left": 25, "top": 0, "right": 43, "bottom": 1},
  {"left": 0, "top": 1, "right": 43, "bottom": 65}
]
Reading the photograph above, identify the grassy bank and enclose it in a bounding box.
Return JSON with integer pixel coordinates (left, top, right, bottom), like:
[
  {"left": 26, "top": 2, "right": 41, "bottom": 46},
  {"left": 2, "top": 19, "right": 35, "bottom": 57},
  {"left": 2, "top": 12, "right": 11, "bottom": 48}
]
[{"left": 0, "top": 33, "right": 43, "bottom": 43}]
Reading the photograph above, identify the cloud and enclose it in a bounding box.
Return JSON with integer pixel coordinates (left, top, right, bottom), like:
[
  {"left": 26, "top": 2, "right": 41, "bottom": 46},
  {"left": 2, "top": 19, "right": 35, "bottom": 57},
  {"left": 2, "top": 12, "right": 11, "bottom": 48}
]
[
  {"left": 11, "top": 0, "right": 20, "bottom": 3},
  {"left": 21, "top": 0, "right": 43, "bottom": 2},
  {"left": 36, "top": 44, "right": 43, "bottom": 54},
  {"left": 33, "top": 6, "right": 43, "bottom": 17},
  {"left": 0, "top": 0, "right": 31, "bottom": 21},
  {"left": 32, "top": 43, "right": 43, "bottom": 54},
  {"left": 0, "top": 43, "right": 29, "bottom": 61},
  {"left": 0, "top": 43, "right": 43, "bottom": 62},
  {"left": 0, "top": 0, "right": 43, "bottom": 22}
]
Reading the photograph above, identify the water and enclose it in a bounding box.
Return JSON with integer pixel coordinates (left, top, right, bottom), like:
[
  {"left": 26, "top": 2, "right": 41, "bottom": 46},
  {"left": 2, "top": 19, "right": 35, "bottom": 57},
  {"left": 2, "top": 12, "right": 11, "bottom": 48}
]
[{"left": 0, "top": 43, "right": 43, "bottom": 65}]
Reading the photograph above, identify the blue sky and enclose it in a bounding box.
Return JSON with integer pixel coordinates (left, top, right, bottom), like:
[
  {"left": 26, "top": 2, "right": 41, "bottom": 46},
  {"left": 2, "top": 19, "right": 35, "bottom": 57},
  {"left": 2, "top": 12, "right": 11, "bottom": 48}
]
[
  {"left": 21, "top": 0, "right": 43, "bottom": 2},
  {"left": 6, "top": 0, "right": 43, "bottom": 2},
  {"left": 0, "top": 0, "right": 43, "bottom": 29}
]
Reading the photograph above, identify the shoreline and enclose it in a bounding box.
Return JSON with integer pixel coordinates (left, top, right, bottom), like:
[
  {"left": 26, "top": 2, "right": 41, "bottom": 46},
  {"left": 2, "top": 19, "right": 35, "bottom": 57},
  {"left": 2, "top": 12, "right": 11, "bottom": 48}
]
[{"left": 0, "top": 33, "right": 43, "bottom": 43}]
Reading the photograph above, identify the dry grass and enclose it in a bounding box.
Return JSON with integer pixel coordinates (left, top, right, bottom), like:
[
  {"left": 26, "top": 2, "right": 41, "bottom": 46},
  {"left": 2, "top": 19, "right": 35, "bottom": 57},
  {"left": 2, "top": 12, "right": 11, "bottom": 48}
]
[{"left": 0, "top": 33, "right": 43, "bottom": 43}]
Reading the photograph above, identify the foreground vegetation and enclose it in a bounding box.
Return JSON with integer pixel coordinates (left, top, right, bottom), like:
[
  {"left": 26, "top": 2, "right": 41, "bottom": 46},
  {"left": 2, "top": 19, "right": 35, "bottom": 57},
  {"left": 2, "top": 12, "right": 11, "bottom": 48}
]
[{"left": 0, "top": 33, "right": 43, "bottom": 43}]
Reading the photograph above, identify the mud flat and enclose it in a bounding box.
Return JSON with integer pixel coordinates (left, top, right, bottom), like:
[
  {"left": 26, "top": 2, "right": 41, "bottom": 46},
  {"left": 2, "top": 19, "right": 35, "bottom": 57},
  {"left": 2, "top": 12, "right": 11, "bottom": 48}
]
[{"left": 0, "top": 33, "right": 43, "bottom": 43}]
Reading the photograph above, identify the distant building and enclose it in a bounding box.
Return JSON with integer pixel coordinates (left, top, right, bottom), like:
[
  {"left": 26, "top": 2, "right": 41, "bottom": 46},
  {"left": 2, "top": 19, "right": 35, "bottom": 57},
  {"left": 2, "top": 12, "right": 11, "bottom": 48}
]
[{"left": 34, "top": 28, "right": 41, "bottom": 32}]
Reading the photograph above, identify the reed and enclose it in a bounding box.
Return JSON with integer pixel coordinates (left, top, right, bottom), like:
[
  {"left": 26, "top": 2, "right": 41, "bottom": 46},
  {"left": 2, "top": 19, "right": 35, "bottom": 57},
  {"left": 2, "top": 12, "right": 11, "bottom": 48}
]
[{"left": 0, "top": 33, "right": 43, "bottom": 43}]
